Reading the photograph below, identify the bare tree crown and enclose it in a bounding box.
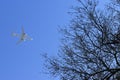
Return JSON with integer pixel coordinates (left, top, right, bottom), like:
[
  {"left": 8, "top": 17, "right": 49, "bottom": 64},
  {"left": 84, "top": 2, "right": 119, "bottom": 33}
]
[{"left": 45, "top": 0, "right": 120, "bottom": 80}]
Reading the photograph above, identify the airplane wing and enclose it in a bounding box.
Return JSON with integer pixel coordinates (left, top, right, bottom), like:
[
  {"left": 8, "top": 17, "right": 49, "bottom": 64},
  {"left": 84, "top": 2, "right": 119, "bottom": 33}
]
[
  {"left": 22, "top": 26, "right": 25, "bottom": 34},
  {"left": 16, "top": 39, "right": 24, "bottom": 44}
]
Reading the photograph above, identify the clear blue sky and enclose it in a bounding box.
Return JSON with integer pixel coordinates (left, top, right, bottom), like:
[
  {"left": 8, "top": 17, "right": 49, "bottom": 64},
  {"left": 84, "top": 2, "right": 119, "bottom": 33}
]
[{"left": 0, "top": 0, "right": 108, "bottom": 80}]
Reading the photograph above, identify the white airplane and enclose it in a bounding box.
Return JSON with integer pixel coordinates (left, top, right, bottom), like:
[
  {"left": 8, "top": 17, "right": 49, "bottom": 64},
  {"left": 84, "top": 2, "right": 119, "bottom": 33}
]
[{"left": 12, "top": 27, "right": 33, "bottom": 44}]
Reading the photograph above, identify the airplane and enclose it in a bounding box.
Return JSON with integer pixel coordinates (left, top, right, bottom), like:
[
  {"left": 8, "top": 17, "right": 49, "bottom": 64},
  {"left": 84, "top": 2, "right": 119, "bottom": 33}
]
[{"left": 12, "top": 27, "right": 33, "bottom": 44}]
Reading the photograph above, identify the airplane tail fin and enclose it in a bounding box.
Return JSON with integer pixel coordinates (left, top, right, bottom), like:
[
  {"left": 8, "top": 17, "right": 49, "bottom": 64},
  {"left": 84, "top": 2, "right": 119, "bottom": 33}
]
[{"left": 12, "top": 32, "right": 19, "bottom": 37}]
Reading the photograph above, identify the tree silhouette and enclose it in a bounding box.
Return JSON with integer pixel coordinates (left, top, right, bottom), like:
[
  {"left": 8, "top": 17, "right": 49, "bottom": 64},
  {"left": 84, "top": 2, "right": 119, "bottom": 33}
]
[{"left": 44, "top": 0, "right": 120, "bottom": 80}]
